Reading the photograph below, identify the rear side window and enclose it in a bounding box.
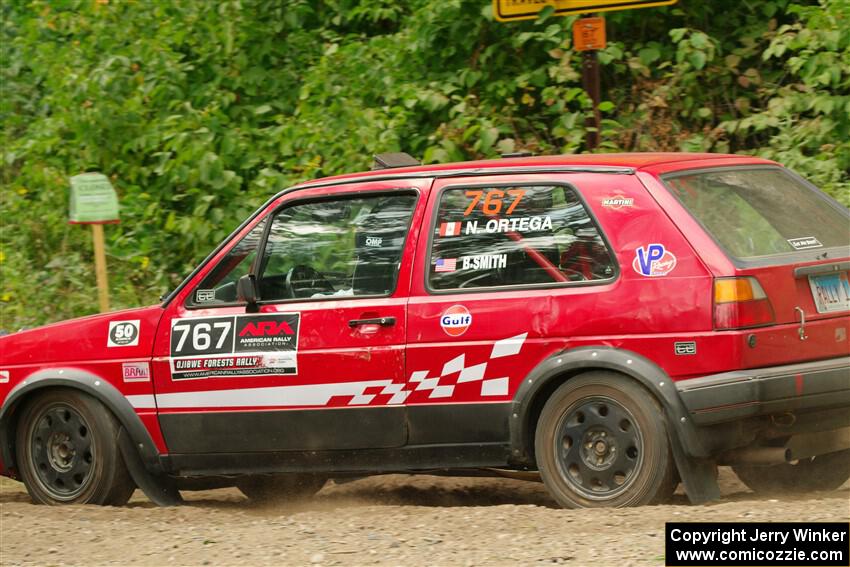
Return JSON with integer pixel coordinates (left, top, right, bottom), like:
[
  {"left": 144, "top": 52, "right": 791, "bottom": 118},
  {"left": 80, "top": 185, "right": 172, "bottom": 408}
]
[
  {"left": 428, "top": 185, "right": 616, "bottom": 291},
  {"left": 664, "top": 168, "right": 849, "bottom": 260}
]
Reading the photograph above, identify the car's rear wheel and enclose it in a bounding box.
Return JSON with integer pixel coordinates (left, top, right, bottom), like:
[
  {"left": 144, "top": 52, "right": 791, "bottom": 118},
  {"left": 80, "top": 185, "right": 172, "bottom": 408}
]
[
  {"left": 236, "top": 474, "right": 326, "bottom": 504},
  {"left": 535, "top": 372, "right": 677, "bottom": 508},
  {"left": 733, "top": 449, "right": 850, "bottom": 494},
  {"left": 15, "top": 390, "right": 136, "bottom": 505}
]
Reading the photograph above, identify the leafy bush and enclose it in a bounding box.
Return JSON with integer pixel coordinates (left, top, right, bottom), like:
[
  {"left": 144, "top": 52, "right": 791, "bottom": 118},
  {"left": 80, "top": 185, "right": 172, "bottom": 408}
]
[{"left": 1, "top": 0, "right": 846, "bottom": 330}]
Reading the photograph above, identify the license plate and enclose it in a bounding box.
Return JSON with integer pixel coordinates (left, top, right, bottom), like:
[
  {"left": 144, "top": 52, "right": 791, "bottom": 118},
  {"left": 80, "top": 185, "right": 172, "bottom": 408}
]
[{"left": 809, "top": 272, "right": 850, "bottom": 313}]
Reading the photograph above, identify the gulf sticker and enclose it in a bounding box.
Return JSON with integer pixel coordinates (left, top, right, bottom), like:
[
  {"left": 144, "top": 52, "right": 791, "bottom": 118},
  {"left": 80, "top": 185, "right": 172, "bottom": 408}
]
[
  {"left": 633, "top": 244, "right": 677, "bottom": 277},
  {"left": 440, "top": 305, "right": 472, "bottom": 337}
]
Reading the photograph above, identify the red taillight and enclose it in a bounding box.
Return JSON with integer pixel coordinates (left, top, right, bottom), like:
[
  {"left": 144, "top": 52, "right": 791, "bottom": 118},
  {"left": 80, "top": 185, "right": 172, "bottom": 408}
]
[{"left": 714, "top": 277, "right": 775, "bottom": 330}]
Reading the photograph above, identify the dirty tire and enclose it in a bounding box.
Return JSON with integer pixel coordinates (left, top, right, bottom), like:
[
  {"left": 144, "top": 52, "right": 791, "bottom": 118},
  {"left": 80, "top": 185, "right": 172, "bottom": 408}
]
[
  {"left": 535, "top": 372, "right": 677, "bottom": 508},
  {"left": 237, "top": 474, "right": 326, "bottom": 503},
  {"left": 15, "top": 389, "right": 136, "bottom": 505},
  {"left": 733, "top": 449, "right": 850, "bottom": 494}
]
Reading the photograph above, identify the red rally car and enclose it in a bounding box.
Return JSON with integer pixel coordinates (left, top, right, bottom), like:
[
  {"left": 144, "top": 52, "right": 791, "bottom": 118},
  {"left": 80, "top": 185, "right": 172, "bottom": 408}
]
[{"left": 1, "top": 152, "right": 848, "bottom": 508}]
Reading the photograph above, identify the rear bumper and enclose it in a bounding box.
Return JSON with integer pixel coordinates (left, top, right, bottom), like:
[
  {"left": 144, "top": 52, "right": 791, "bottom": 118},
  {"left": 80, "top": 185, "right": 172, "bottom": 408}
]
[{"left": 676, "top": 356, "right": 850, "bottom": 426}]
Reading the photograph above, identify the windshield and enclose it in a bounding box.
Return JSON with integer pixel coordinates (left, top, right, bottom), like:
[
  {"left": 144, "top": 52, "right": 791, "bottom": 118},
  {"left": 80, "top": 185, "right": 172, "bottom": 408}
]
[{"left": 663, "top": 167, "right": 849, "bottom": 260}]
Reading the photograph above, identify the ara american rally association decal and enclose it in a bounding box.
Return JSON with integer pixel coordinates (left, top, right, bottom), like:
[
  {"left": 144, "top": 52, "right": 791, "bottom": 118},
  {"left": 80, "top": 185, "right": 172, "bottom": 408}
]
[{"left": 169, "top": 313, "right": 299, "bottom": 380}]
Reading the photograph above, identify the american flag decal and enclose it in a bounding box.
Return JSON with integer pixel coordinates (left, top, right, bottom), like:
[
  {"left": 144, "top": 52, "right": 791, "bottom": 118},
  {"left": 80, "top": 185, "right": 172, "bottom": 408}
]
[
  {"left": 439, "top": 222, "right": 462, "bottom": 237},
  {"left": 435, "top": 258, "right": 457, "bottom": 273}
]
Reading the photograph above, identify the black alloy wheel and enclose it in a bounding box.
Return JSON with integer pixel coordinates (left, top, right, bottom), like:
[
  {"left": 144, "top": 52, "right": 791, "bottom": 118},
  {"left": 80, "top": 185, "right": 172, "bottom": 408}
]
[
  {"left": 16, "top": 390, "right": 136, "bottom": 505},
  {"left": 535, "top": 372, "right": 677, "bottom": 508},
  {"left": 555, "top": 395, "right": 643, "bottom": 499}
]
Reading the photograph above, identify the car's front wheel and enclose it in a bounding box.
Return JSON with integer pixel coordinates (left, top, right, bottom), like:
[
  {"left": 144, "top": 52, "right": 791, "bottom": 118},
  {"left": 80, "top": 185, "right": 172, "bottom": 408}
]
[
  {"left": 15, "top": 389, "right": 136, "bottom": 505},
  {"left": 236, "top": 474, "right": 326, "bottom": 504},
  {"left": 733, "top": 449, "right": 850, "bottom": 494},
  {"left": 535, "top": 372, "right": 677, "bottom": 508}
]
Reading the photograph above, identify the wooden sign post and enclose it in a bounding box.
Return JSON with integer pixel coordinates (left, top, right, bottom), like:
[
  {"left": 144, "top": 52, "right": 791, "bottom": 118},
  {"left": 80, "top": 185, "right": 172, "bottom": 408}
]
[
  {"left": 573, "top": 17, "right": 606, "bottom": 149},
  {"left": 90, "top": 224, "right": 110, "bottom": 313},
  {"left": 69, "top": 173, "right": 120, "bottom": 313},
  {"left": 492, "top": 0, "right": 677, "bottom": 150}
]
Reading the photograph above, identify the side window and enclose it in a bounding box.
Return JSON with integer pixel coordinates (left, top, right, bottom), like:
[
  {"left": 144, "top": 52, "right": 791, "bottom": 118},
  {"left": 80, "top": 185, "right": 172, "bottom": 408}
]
[
  {"left": 188, "top": 218, "right": 267, "bottom": 306},
  {"left": 257, "top": 193, "right": 417, "bottom": 301},
  {"left": 428, "top": 185, "right": 615, "bottom": 291}
]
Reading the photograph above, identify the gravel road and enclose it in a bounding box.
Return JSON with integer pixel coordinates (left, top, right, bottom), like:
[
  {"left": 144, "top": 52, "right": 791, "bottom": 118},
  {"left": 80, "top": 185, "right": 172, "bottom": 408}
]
[{"left": 1, "top": 469, "right": 848, "bottom": 566}]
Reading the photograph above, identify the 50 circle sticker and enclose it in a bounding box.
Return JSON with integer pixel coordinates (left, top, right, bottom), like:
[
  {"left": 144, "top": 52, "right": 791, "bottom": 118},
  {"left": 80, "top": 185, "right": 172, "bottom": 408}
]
[{"left": 107, "top": 320, "right": 140, "bottom": 347}]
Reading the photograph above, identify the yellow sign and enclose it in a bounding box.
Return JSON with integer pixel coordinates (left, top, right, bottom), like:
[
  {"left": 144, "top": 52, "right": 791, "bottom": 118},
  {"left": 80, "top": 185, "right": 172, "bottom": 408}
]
[{"left": 493, "top": 0, "right": 677, "bottom": 21}]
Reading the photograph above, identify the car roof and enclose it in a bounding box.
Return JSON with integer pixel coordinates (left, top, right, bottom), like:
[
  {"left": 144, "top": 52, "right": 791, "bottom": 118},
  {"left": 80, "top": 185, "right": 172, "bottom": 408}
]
[{"left": 292, "top": 152, "right": 777, "bottom": 190}]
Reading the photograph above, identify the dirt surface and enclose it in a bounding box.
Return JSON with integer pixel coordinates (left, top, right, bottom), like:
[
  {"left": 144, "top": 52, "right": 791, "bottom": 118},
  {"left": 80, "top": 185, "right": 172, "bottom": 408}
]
[{"left": 1, "top": 469, "right": 848, "bottom": 566}]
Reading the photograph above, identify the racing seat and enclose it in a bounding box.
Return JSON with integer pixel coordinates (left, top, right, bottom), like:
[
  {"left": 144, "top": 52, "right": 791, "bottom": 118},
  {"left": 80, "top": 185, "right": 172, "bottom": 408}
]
[{"left": 351, "top": 198, "right": 412, "bottom": 295}]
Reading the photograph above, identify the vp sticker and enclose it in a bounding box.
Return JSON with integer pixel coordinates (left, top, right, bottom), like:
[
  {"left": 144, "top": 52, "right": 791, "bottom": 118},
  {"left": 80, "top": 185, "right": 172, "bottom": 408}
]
[
  {"left": 108, "top": 320, "right": 140, "bottom": 347},
  {"left": 633, "top": 244, "right": 677, "bottom": 277}
]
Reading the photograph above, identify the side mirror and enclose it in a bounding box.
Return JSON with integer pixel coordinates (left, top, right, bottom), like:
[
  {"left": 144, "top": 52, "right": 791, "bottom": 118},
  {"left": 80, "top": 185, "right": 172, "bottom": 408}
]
[{"left": 236, "top": 274, "right": 259, "bottom": 312}]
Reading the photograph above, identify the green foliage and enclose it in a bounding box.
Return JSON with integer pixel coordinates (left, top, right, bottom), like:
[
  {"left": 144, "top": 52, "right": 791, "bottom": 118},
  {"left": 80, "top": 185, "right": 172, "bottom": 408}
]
[{"left": 1, "top": 0, "right": 847, "bottom": 330}]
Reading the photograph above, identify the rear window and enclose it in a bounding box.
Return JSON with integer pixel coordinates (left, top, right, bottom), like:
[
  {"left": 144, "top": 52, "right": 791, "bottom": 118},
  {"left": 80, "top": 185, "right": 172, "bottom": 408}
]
[
  {"left": 428, "top": 185, "right": 616, "bottom": 291},
  {"left": 664, "top": 167, "right": 849, "bottom": 260}
]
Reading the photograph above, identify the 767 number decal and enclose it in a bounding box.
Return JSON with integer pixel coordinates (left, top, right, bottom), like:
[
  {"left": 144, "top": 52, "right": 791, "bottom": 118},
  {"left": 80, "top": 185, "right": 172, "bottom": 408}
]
[{"left": 464, "top": 189, "right": 526, "bottom": 216}]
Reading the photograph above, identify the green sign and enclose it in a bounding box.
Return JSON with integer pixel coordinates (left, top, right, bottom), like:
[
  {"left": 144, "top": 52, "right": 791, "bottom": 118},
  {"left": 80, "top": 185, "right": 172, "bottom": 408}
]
[{"left": 69, "top": 173, "right": 120, "bottom": 224}]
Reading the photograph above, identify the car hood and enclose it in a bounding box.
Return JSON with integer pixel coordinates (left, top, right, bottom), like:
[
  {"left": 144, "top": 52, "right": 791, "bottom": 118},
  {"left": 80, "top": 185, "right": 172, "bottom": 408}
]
[{"left": 0, "top": 305, "right": 163, "bottom": 366}]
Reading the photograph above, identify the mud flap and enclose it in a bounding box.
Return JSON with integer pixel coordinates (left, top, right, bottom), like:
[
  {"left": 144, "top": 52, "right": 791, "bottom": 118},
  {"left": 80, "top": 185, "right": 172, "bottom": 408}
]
[
  {"left": 118, "top": 428, "right": 183, "bottom": 506},
  {"left": 669, "top": 431, "right": 720, "bottom": 504}
]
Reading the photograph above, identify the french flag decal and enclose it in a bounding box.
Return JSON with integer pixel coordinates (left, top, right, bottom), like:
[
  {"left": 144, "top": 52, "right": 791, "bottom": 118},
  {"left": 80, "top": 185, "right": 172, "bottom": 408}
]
[{"left": 439, "top": 222, "right": 462, "bottom": 237}]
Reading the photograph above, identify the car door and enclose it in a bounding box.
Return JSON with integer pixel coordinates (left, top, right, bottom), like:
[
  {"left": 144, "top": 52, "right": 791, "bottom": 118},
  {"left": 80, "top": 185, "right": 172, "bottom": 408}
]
[
  {"left": 403, "top": 173, "right": 624, "bottom": 445},
  {"left": 404, "top": 171, "right": 716, "bottom": 449},
  {"left": 152, "top": 180, "right": 428, "bottom": 455}
]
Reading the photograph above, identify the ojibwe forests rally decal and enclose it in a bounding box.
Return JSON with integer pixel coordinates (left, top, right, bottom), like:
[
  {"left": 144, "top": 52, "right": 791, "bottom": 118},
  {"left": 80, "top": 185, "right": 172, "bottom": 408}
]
[{"left": 169, "top": 314, "right": 299, "bottom": 380}]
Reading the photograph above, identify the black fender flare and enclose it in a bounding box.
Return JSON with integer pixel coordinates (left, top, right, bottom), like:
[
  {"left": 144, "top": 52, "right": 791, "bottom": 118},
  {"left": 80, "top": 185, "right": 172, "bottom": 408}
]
[
  {"left": 0, "top": 368, "right": 162, "bottom": 474},
  {"left": 509, "top": 346, "right": 719, "bottom": 503}
]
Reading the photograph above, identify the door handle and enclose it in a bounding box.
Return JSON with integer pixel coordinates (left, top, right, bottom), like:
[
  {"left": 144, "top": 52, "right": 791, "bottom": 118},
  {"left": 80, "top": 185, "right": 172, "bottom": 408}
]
[{"left": 349, "top": 317, "right": 396, "bottom": 328}]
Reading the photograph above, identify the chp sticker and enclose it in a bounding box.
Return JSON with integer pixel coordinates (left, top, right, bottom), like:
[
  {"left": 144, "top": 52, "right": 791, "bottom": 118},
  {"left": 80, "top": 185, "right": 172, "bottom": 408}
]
[
  {"left": 441, "top": 305, "right": 472, "bottom": 337},
  {"left": 633, "top": 244, "right": 677, "bottom": 277},
  {"left": 122, "top": 362, "right": 151, "bottom": 382},
  {"left": 107, "top": 320, "right": 140, "bottom": 347},
  {"left": 0, "top": 370, "right": 9, "bottom": 383}
]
